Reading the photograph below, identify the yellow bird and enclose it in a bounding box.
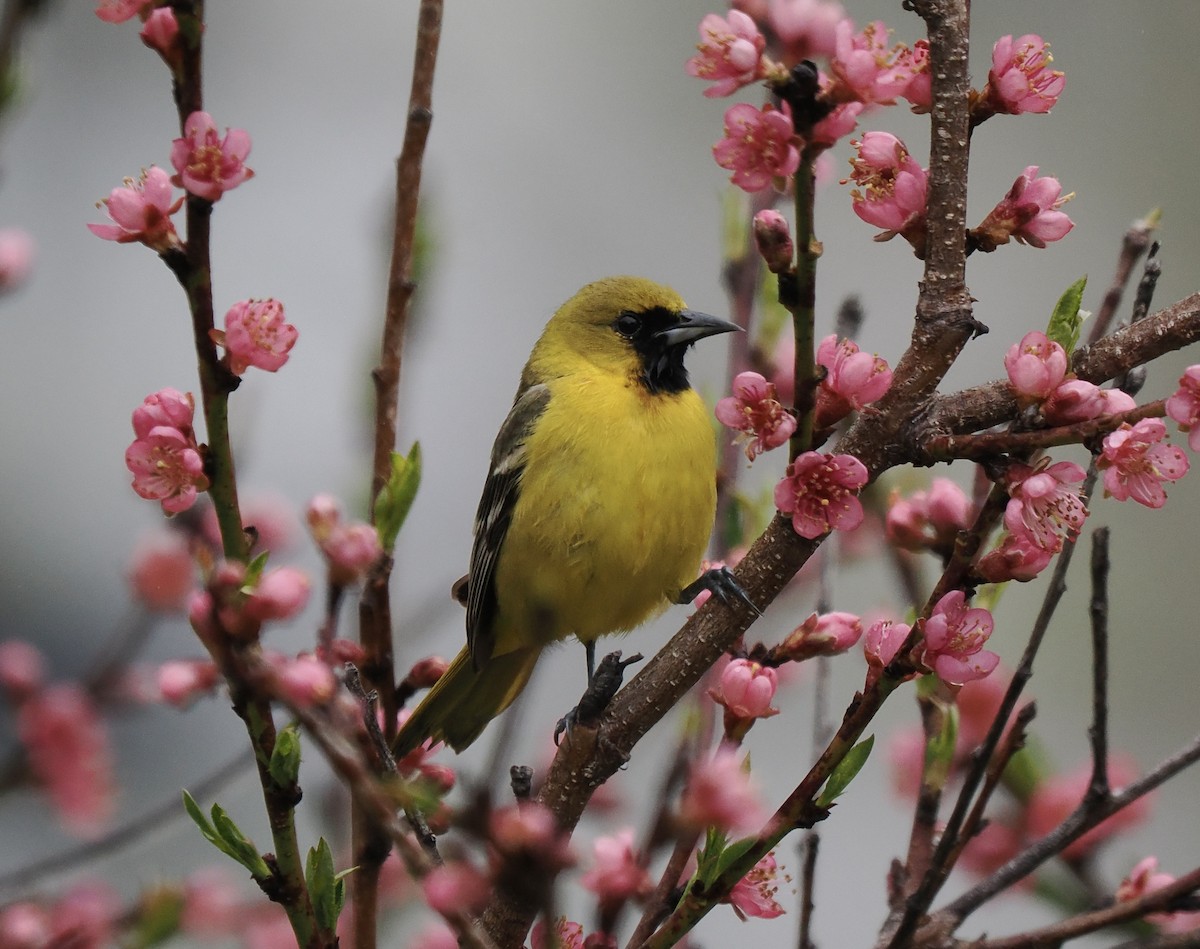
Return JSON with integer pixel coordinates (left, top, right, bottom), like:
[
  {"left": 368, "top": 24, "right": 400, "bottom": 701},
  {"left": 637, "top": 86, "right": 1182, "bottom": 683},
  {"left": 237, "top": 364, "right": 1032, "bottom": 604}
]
[{"left": 393, "top": 276, "right": 746, "bottom": 756}]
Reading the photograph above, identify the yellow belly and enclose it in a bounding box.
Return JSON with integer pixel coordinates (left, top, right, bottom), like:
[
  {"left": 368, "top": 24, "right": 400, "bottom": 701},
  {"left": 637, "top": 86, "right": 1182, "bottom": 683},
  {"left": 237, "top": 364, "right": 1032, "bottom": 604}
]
[{"left": 490, "top": 370, "right": 717, "bottom": 655}]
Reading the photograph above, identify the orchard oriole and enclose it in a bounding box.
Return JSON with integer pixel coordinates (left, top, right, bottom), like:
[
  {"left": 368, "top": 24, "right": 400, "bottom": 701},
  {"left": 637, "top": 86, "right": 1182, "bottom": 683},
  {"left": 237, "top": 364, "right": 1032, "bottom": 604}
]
[{"left": 393, "top": 276, "right": 744, "bottom": 756}]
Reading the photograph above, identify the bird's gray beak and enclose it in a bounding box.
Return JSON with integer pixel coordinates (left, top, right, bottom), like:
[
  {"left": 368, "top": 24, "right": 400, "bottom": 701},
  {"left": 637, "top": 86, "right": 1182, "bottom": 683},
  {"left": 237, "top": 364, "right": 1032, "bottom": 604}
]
[{"left": 656, "top": 309, "right": 741, "bottom": 347}]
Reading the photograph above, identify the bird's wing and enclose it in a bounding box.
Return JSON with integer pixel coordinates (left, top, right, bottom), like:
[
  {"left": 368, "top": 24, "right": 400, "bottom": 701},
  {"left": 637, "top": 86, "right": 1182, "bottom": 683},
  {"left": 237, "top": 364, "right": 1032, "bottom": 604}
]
[{"left": 466, "top": 382, "right": 552, "bottom": 670}]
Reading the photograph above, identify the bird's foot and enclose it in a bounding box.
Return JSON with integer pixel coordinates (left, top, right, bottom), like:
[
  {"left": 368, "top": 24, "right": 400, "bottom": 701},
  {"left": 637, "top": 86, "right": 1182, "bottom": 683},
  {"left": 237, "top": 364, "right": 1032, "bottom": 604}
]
[
  {"left": 676, "top": 565, "right": 761, "bottom": 615},
  {"left": 554, "top": 650, "right": 643, "bottom": 747}
]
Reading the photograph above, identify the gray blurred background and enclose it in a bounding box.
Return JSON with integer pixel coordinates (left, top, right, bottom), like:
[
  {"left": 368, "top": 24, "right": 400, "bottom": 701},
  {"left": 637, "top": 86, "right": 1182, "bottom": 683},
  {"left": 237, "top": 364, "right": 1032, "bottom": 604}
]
[{"left": 1, "top": 1, "right": 1198, "bottom": 946}]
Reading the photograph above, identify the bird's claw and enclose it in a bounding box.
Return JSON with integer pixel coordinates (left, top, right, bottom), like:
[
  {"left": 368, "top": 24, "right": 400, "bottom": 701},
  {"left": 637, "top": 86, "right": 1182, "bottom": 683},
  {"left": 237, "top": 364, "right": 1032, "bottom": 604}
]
[
  {"left": 554, "top": 650, "right": 643, "bottom": 747},
  {"left": 678, "top": 565, "right": 762, "bottom": 616}
]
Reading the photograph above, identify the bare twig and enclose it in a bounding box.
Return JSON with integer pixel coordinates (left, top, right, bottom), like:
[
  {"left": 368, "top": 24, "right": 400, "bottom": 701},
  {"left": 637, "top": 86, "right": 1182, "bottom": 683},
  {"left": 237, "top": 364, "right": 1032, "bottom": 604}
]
[
  {"left": 1087, "top": 528, "right": 1111, "bottom": 798},
  {"left": 1088, "top": 212, "right": 1158, "bottom": 345}
]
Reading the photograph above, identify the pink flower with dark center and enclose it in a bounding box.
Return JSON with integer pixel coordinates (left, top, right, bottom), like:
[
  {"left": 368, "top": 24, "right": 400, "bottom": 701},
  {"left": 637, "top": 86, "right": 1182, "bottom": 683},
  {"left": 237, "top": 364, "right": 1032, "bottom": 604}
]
[
  {"left": 715, "top": 371, "right": 796, "bottom": 461},
  {"left": 88, "top": 167, "right": 183, "bottom": 251},
  {"left": 1004, "top": 458, "right": 1088, "bottom": 552},
  {"left": 813, "top": 333, "right": 892, "bottom": 428},
  {"left": 218, "top": 299, "right": 298, "bottom": 375},
  {"left": 713, "top": 102, "right": 801, "bottom": 193},
  {"left": 580, "top": 828, "right": 653, "bottom": 905},
  {"left": 0, "top": 228, "right": 34, "bottom": 292},
  {"left": 125, "top": 426, "right": 208, "bottom": 514},
  {"left": 829, "top": 20, "right": 917, "bottom": 105},
  {"left": 94, "top": 0, "right": 146, "bottom": 23},
  {"left": 975, "top": 532, "right": 1055, "bottom": 583},
  {"left": 974, "top": 166, "right": 1074, "bottom": 250},
  {"left": 767, "top": 0, "right": 844, "bottom": 65},
  {"left": 686, "top": 11, "right": 766, "bottom": 98},
  {"left": 1166, "top": 364, "right": 1200, "bottom": 452},
  {"left": 1098, "top": 418, "right": 1190, "bottom": 508},
  {"left": 986, "top": 34, "right": 1065, "bottom": 115},
  {"left": 779, "top": 611, "right": 863, "bottom": 661},
  {"left": 922, "top": 590, "right": 998, "bottom": 685},
  {"left": 18, "top": 684, "right": 115, "bottom": 835},
  {"left": 128, "top": 533, "right": 195, "bottom": 611},
  {"left": 708, "top": 658, "right": 780, "bottom": 720},
  {"left": 725, "top": 852, "right": 786, "bottom": 920},
  {"left": 422, "top": 861, "right": 491, "bottom": 916},
  {"left": 1026, "top": 756, "right": 1151, "bottom": 860},
  {"left": 1005, "top": 330, "right": 1068, "bottom": 403},
  {"left": 170, "top": 111, "right": 254, "bottom": 201},
  {"left": 845, "top": 131, "right": 928, "bottom": 247},
  {"left": 774, "top": 451, "right": 869, "bottom": 539},
  {"left": 679, "top": 744, "right": 767, "bottom": 834}
]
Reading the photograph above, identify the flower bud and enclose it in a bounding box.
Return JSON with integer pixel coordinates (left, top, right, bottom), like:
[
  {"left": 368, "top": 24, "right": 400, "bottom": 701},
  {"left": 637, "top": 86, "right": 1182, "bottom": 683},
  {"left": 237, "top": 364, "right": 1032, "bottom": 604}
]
[{"left": 752, "top": 209, "right": 794, "bottom": 273}]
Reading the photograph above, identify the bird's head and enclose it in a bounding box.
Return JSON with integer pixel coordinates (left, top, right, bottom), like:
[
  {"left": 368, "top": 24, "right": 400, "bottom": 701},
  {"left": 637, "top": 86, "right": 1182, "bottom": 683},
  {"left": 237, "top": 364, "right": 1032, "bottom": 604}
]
[{"left": 536, "top": 275, "right": 739, "bottom": 394}]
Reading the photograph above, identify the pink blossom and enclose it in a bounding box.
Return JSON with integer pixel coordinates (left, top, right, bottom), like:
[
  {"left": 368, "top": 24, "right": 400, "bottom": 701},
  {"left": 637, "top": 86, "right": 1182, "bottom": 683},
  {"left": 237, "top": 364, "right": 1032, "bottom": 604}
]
[
  {"left": 752, "top": 209, "right": 794, "bottom": 273},
  {"left": 140, "top": 7, "right": 180, "bottom": 65},
  {"left": 88, "top": 166, "right": 183, "bottom": 251},
  {"left": 490, "top": 803, "right": 576, "bottom": 871},
  {"left": 323, "top": 524, "right": 382, "bottom": 584},
  {"left": 422, "top": 860, "right": 491, "bottom": 915},
  {"left": 180, "top": 869, "right": 244, "bottom": 937},
  {"left": 958, "top": 821, "right": 1024, "bottom": 879},
  {"left": 1166, "top": 364, "right": 1200, "bottom": 452},
  {"left": 686, "top": 11, "right": 766, "bottom": 98},
  {"left": 18, "top": 684, "right": 115, "bottom": 834},
  {"left": 157, "top": 660, "right": 219, "bottom": 708},
  {"left": 170, "top": 111, "right": 254, "bottom": 201},
  {"left": 708, "top": 658, "right": 780, "bottom": 720},
  {"left": 1115, "top": 856, "right": 1200, "bottom": 931},
  {"left": 713, "top": 102, "right": 801, "bottom": 193},
  {"left": 580, "top": 828, "right": 652, "bottom": 904},
  {"left": 814, "top": 333, "right": 892, "bottom": 428},
  {"left": 1026, "top": 756, "right": 1151, "bottom": 860},
  {"left": 715, "top": 371, "right": 796, "bottom": 461},
  {"left": 767, "top": 0, "right": 844, "bottom": 64},
  {"left": 1004, "top": 458, "right": 1088, "bottom": 552},
  {"left": 132, "top": 387, "right": 195, "bottom": 438},
  {"left": 94, "top": 0, "right": 146, "bottom": 23},
  {"left": 986, "top": 34, "right": 1065, "bottom": 115},
  {"left": 273, "top": 655, "right": 336, "bottom": 707},
  {"left": 679, "top": 744, "right": 767, "bottom": 834},
  {"left": 1005, "top": 331, "right": 1068, "bottom": 402},
  {"left": 974, "top": 166, "right": 1074, "bottom": 250},
  {"left": 0, "top": 228, "right": 34, "bottom": 291},
  {"left": 48, "top": 882, "right": 120, "bottom": 949},
  {"left": 1098, "top": 418, "right": 1189, "bottom": 508},
  {"left": 975, "top": 532, "right": 1054, "bottom": 583},
  {"left": 898, "top": 39, "right": 931, "bottom": 110},
  {"left": 306, "top": 493, "right": 341, "bottom": 537},
  {"left": 885, "top": 477, "right": 972, "bottom": 552},
  {"left": 244, "top": 566, "right": 311, "bottom": 622},
  {"left": 864, "top": 619, "right": 911, "bottom": 674},
  {"left": 0, "top": 640, "right": 44, "bottom": 702},
  {"left": 810, "top": 98, "right": 863, "bottom": 148},
  {"left": 845, "top": 131, "right": 928, "bottom": 247},
  {"left": 922, "top": 590, "right": 998, "bottom": 685},
  {"left": 128, "top": 533, "right": 195, "bottom": 611},
  {"left": 774, "top": 450, "right": 869, "bottom": 539},
  {"left": 218, "top": 298, "right": 298, "bottom": 375},
  {"left": 530, "top": 918, "right": 586, "bottom": 949},
  {"left": 1042, "top": 379, "right": 1106, "bottom": 424},
  {"left": 0, "top": 902, "right": 50, "bottom": 947},
  {"left": 202, "top": 493, "right": 297, "bottom": 557},
  {"left": 405, "top": 655, "right": 450, "bottom": 689},
  {"left": 779, "top": 611, "right": 863, "bottom": 661},
  {"left": 125, "top": 425, "right": 209, "bottom": 514},
  {"left": 829, "top": 20, "right": 918, "bottom": 105},
  {"left": 725, "top": 852, "right": 786, "bottom": 920}
]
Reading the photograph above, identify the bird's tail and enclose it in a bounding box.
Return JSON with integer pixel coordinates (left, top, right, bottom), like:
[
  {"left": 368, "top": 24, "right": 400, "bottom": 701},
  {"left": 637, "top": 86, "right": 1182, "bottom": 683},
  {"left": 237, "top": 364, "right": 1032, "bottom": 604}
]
[{"left": 393, "top": 644, "right": 540, "bottom": 757}]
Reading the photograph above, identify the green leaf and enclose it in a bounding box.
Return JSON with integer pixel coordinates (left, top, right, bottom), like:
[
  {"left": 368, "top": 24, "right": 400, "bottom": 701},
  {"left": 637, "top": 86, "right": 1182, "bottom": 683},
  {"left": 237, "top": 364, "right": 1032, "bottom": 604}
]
[
  {"left": 182, "top": 790, "right": 271, "bottom": 879},
  {"left": 1045, "top": 275, "right": 1088, "bottom": 355},
  {"left": 712, "top": 836, "right": 761, "bottom": 882},
  {"left": 306, "top": 838, "right": 349, "bottom": 931},
  {"left": 374, "top": 442, "right": 422, "bottom": 552},
  {"left": 815, "top": 735, "right": 875, "bottom": 809},
  {"left": 268, "top": 723, "right": 302, "bottom": 789}
]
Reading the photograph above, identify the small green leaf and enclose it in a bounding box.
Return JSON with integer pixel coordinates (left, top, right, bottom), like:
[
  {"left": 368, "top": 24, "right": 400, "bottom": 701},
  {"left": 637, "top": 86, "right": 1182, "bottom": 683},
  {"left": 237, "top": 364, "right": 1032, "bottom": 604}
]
[
  {"left": 183, "top": 791, "right": 270, "bottom": 878},
  {"left": 306, "top": 838, "right": 348, "bottom": 931},
  {"left": 374, "top": 442, "right": 422, "bottom": 552},
  {"left": 816, "top": 734, "right": 875, "bottom": 809},
  {"left": 268, "top": 723, "right": 302, "bottom": 789},
  {"left": 242, "top": 549, "right": 271, "bottom": 591},
  {"left": 711, "top": 836, "right": 760, "bottom": 883},
  {"left": 1045, "top": 275, "right": 1088, "bottom": 355}
]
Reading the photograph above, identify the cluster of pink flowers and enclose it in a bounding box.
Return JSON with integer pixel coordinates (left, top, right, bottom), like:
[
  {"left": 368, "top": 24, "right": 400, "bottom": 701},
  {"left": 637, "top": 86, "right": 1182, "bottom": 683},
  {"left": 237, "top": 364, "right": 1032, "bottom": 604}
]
[
  {"left": 0, "top": 641, "right": 116, "bottom": 835},
  {"left": 212, "top": 298, "right": 299, "bottom": 376},
  {"left": 715, "top": 371, "right": 796, "bottom": 461},
  {"left": 125, "top": 387, "right": 210, "bottom": 514},
  {"left": 774, "top": 450, "right": 868, "bottom": 539},
  {"left": 813, "top": 333, "right": 893, "bottom": 429},
  {"left": 885, "top": 477, "right": 973, "bottom": 553},
  {"left": 187, "top": 560, "right": 311, "bottom": 645},
  {"left": 306, "top": 494, "right": 383, "bottom": 585}
]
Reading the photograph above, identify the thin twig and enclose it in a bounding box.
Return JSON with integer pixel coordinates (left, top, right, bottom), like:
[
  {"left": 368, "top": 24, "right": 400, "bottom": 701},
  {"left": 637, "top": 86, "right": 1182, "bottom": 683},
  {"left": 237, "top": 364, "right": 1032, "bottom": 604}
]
[
  {"left": 1087, "top": 528, "right": 1111, "bottom": 798},
  {"left": 1088, "top": 212, "right": 1158, "bottom": 345}
]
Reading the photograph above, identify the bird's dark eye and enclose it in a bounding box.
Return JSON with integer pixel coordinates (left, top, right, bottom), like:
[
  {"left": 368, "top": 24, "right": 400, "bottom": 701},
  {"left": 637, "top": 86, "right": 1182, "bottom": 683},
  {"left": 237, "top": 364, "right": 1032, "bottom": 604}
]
[{"left": 613, "top": 312, "right": 641, "bottom": 339}]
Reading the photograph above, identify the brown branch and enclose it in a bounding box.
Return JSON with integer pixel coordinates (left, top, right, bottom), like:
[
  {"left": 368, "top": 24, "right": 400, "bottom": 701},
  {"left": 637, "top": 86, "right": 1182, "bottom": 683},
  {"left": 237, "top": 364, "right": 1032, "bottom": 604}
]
[
  {"left": 1087, "top": 528, "right": 1111, "bottom": 798},
  {"left": 1088, "top": 212, "right": 1158, "bottom": 345}
]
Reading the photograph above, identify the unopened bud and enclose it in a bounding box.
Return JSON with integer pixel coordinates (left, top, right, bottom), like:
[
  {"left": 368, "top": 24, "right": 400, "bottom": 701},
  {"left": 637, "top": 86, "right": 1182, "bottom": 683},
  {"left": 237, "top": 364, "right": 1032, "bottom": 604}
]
[{"left": 752, "top": 209, "right": 794, "bottom": 273}]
